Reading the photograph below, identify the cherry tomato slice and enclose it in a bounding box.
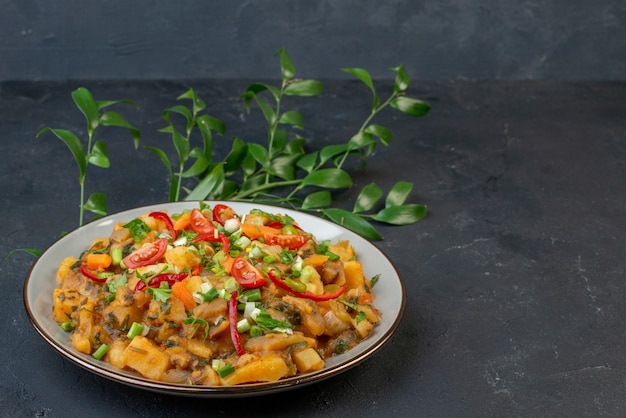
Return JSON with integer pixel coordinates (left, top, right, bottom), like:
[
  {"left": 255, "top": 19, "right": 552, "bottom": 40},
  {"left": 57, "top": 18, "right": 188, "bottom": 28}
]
[
  {"left": 190, "top": 208, "right": 215, "bottom": 235},
  {"left": 231, "top": 256, "right": 266, "bottom": 288},
  {"left": 149, "top": 211, "right": 177, "bottom": 241},
  {"left": 212, "top": 204, "right": 237, "bottom": 226},
  {"left": 123, "top": 238, "right": 168, "bottom": 269},
  {"left": 264, "top": 233, "right": 309, "bottom": 250}
]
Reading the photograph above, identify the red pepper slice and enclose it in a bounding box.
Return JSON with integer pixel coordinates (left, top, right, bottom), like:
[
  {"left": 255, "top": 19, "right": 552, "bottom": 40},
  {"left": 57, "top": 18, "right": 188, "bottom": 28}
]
[
  {"left": 80, "top": 264, "right": 107, "bottom": 284},
  {"left": 229, "top": 291, "right": 245, "bottom": 356},
  {"left": 134, "top": 272, "right": 190, "bottom": 292},
  {"left": 212, "top": 204, "right": 237, "bottom": 226},
  {"left": 193, "top": 232, "right": 230, "bottom": 254},
  {"left": 267, "top": 269, "right": 345, "bottom": 301},
  {"left": 149, "top": 211, "right": 177, "bottom": 241}
]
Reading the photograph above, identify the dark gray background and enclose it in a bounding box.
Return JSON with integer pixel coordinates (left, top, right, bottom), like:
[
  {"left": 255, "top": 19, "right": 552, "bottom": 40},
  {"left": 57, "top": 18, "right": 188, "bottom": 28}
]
[{"left": 1, "top": 0, "right": 625, "bottom": 81}]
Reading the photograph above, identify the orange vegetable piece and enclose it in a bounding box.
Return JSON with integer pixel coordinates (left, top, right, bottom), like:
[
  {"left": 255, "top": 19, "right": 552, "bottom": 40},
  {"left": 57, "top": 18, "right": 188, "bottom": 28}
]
[
  {"left": 240, "top": 223, "right": 281, "bottom": 239},
  {"left": 303, "top": 253, "right": 329, "bottom": 267},
  {"left": 172, "top": 281, "right": 197, "bottom": 311},
  {"left": 86, "top": 253, "right": 112, "bottom": 270},
  {"left": 173, "top": 211, "right": 191, "bottom": 231}
]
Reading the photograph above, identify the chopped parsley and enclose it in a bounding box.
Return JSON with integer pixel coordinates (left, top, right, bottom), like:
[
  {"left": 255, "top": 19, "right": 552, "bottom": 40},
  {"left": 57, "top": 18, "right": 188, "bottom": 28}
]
[{"left": 123, "top": 218, "right": 152, "bottom": 242}]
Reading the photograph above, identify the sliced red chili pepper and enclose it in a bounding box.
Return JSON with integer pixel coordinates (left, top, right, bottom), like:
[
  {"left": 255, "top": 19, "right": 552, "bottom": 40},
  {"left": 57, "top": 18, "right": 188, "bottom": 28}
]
[
  {"left": 123, "top": 238, "right": 168, "bottom": 269},
  {"left": 149, "top": 211, "right": 177, "bottom": 241},
  {"left": 80, "top": 264, "right": 107, "bottom": 284},
  {"left": 134, "top": 272, "right": 190, "bottom": 292},
  {"left": 212, "top": 204, "right": 237, "bottom": 226},
  {"left": 193, "top": 232, "right": 230, "bottom": 254},
  {"left": 267, "top": 269, "right": 345, "bottom": 301},
  {"left": 229, "top": 291, "right": 245, "bottom": 356}
]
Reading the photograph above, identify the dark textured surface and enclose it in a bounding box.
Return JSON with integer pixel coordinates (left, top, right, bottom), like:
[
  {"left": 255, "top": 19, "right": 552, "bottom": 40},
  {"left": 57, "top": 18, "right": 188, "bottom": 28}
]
[
  {"left": 2, "top": 80, "right": 626, "bottom": 417},
  {"left": 2, "top": 0, "right": 626, "bottom": 81}
]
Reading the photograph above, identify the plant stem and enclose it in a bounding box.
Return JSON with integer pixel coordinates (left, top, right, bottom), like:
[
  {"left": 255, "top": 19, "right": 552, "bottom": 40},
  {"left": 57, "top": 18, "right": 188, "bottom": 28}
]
[{"left": 233, "top": 179, "right": 301, "bottom": 200}]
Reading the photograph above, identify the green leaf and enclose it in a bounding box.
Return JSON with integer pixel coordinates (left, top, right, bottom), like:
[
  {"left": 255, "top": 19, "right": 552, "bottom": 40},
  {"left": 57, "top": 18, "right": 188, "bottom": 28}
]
[
  {"left": 170, "top": 127, "right": 190, "bottom": 165},
  {"left": 389, "top": 96, "right": 431, "bottom": 117},
  {"left": 390, "top": 65, "right": 410, "bottom": 93},
  {"left": 178, "top": 88, "right": 206, "bottom": 114},
  {"left": 373, "top": 204, "right": 427, "bottom": 225},
  {"left": 163, "top": 104, "right": 193, "bottom": 132},
  {"left": 223, "top": 136, "right": 248, "bottom": 175},
  {"left": 6, "top": 248, "right": 42, "bottom": 258},
  {"left": 181, "top": 149, "right": 210, "bottom": 178},
  {"left": 342, "top": 67, "right": 379, "bottom": 109},
  {"left": 284, "top": 137, "right": 306, "bottom": 155},
  {"left": 248, "top": 143, "right": 270, "bottom": 167},
  {"left": 37, "top": 128, "right": 87, "bottom": 181},
  {"left": 242, "top": 83, "right": 280, "bottom": 110},
  {"left": 88, "top": 140, "right": 110, "bottom": 168},
  {"left": 364, "top": 124, "right": 392, "bottom": 146},
  {"left": 301, "top": 168, "right": 352, "bottom": 189},
  {"left": 197, "top": 114, "right": 226, "bottom": 136},
  {"left": 319, "top": 144, "right": 349, "bottom": 165},
  {"left": 354, "top": 182, "right": 383, "bottom": 213},
  {"left": 296, "top": 152, "right": 319, "bottom": 173},
  {"left": 302, "top": 190, "right": 332, "bottom": 209},
  {"left": 185, "top": 163, "right": 225, "bottom": 201},
  {"left": 84, "top": 192, "right": 107, "bottom": 216},
  {"left": 99, "top": 111, "right": 141, "bottom": 148},
  {"left": 348, "top": 131, "right": 376, "bottom": 150},
  {"left": 284, "top": 79, "right": 323, "bottom": 97},
  {"left": 323, "top": 208, "right": 382, "bottom": 241},
  {"left": 275, "top": 48, "right": 296, "bottom": 81},
  {"left": 278, "top": 110, "right": 304, "bottom": 129},
  {"left": 268, "top": 154, "right": 300, "bottom": 180},
  {"left": 71, "top": 87, "right": 99, "bottom": 133},
  {"left": 145, "top": 146, "right": 173, "bottom": 174},
  {"left": 254, "top": 96, "right": 277, "bottom": 126},
  {"left": 386, "top": 181, "right": 413, "bottom": 207}
]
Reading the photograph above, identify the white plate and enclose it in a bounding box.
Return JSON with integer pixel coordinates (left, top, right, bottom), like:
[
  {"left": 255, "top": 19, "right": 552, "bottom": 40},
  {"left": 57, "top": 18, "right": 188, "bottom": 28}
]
[{"left": 24, "top": 202, "right": 405, "bottom": 397}]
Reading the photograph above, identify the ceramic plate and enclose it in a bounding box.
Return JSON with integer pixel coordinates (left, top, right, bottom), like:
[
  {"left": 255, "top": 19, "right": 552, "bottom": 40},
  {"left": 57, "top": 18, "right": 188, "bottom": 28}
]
[{"left": 24, "top": 202, "right": 405, "bottom": 397}]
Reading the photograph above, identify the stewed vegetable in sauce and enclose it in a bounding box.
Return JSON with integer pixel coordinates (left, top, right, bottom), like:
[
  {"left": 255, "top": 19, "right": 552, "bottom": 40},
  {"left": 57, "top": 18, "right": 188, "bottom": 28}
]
[{"left": 53, "top": 204, "right": 381, "bottom": 386}]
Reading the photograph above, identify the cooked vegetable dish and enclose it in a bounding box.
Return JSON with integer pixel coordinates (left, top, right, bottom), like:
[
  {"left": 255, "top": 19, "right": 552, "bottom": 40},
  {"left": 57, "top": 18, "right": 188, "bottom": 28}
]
[{"left": 52, "top": 203, "right": 381, "bottom": 386}]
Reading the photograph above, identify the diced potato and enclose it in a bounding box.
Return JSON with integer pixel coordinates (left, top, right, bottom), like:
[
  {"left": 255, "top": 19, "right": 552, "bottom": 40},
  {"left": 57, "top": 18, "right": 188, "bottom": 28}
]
[
  {"left": 222, "top": 354, "right": 291, "bottom": 385},
  {"left": 291, "top": 347, "right": 324, "bottom": 373},
  {"left": 182, "top": 338, "right": 213, "bottom": 359},
  {"left": 52, "top": 288, "right": 81, "bottom": 323},
  {"left": 56, "top": 256, "right": 78, "bottom": 284},
  {"left": 70, "top": 333, "right": 91, "bottom": 354},
  {"left": 342, "top": 260, "right": 365, "bottom": 291},
  {"left": 283, "top": 295, "right": 325, "bottom": 336},
  {"left": 244, "top": 332, "right": 316, "bottom": 352},
  {"left": 352, "top": 317, "right": 373, "bottom": 338},
  {"left": 327, "top": 240, "right": 354, "bottom": 261},
  {"left": 122, "top": 336, "right": 170, "bottom": 380},
  {"left": 165, "top": 246, "right": 201, "bottom": 271},
  {"left": 107, "top": 339, "right": 129, "bottom": 369}
]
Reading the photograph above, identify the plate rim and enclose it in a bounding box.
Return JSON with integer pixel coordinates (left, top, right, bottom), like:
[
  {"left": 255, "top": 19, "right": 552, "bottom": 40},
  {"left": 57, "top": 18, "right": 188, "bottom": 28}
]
[{"left": 23, "top": 201, "right": 406, "bottom": 397}]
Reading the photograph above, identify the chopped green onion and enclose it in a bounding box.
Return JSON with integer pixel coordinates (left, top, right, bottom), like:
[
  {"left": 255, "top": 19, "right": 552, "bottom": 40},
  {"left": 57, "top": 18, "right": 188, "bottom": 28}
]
[
  {"left": 216, "top": 363, "right": 235, "bottom": 378},
  {"left": 249, "top": 245, "right": 264, "bottom": 259},
  {"left": 234, "top": 236, "right": 251, "bottom": 250},
  {"left": 300, "top": 265, "right": 315, "bottom": 283},
  {"left": 224, "top": 277, "right": 238, "bottom": 293},
  {"left": 111, "top": 247, "right": 123, "bottom": 266},
  {"left": 239, "top": 288, "right": 262, "bottom": 302},
  {"left": 60, "top": 321, "right": 75, "bottom": 332},
  {"left": 325, "top": 251, "right": 340, "bottom": 261},
  {"left": 263, "top": 255, "right": 277, "bottom": 264},
  {"left": 92, "top": 344, "right": 110, "bottom": 360},
  {"left": 237, "top": 318, "right": 251, "bottom": 333},
  {"left": 127, "top": 322, "right": 144, "bottom": 339},
  {"left": 249, "top": 325, "right": 263, "bottom": 337},
  {"left": 285, "top": 277, "right": 307, "bottom": 292}
]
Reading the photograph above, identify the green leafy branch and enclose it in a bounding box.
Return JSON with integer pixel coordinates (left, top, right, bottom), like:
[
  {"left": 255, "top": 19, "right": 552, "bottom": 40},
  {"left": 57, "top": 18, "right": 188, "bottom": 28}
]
[
  {"left": 153, "top": 48, "right": 430, "bottom": 239},
  {"left": 37, "top": 87, "right": 140, "bottom": 226}
]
